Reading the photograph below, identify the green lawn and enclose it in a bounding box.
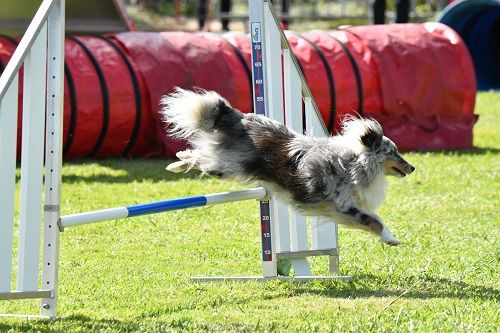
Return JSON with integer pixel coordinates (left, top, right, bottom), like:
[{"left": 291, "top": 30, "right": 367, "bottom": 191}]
[{"left": 1, "top": 92, "right": 499, "bottom": 332}]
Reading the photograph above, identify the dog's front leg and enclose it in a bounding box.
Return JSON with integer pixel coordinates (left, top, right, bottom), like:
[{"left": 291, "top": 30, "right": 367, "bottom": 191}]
[
  {"left": 339, "top": 206, "right": 400, "bottom": 246},
  {"left": 166, "top": 150, "right": 198, "bottom": 173},
  {"left": 166, "top": 149, "right": 224, "bottom": 177},
  {"left": 370, "top": 213, "right": 401, "bottom": 246}
]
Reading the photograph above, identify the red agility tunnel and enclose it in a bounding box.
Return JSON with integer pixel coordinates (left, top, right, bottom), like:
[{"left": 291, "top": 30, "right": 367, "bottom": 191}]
[
  {"left": 0, "top": 35, "right": 17, "bottom": 73},
  {"left": 112, "top": 32, "right": 192, "bottom": 158},
  {"left": 283, "top": 24, "right": 476, "bottom": 150},
  {"left": 159, "top": 32, "right": 253, "bottom": 114},
  {"left": 161, "top": 31, "right": 254, "bottom": 156},
  {"left": 63, "top": 35, "right": 154, "bottom": 158},
  {"left": 113, "top": 31, "right": 254, "bottom": 157},
  {"left": 0, "top": 34, "right": 154, "bottom": 159},
  {"left": 0, "top": 23, "right": 477, "bottom": 158},
  {"left": 342, "top": 23, "right": 477, "bottom": 150}
]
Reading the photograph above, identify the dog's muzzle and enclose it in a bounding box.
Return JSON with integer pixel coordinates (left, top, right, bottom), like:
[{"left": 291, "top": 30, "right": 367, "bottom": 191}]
[{"left": 392, "top": 159, "right": 415, "bottom": 178}]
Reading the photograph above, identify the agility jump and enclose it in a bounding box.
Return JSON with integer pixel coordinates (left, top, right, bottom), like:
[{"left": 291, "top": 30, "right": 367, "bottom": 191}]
[{"left": 0, "top": 0, "right": 351, "bottom": 319}]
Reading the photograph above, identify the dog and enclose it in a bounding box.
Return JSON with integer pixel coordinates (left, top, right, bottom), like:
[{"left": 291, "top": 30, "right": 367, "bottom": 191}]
[{"left": 161, "top": 88, "right": 415, "bottom": 245}]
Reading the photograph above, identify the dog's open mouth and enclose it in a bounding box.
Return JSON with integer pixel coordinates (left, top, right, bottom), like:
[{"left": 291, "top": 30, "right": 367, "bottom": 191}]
[{"left": 392, "top": 167, "right": 406, "bottom": 177}]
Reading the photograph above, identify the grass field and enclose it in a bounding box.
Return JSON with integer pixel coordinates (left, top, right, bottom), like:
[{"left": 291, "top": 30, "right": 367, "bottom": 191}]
[{"left": 1, "top": 92, "right": 498, "bottom": 332}]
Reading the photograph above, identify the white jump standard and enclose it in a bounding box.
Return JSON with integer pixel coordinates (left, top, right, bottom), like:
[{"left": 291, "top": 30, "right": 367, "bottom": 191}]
[{"left": 0, "top": 0, "right": 351, "bottom": 319}]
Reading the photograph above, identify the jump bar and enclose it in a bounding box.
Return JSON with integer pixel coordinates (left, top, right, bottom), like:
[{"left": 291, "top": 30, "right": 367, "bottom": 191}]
[{"left": 60, "top": 187, "right": 267, "bottom": 229}]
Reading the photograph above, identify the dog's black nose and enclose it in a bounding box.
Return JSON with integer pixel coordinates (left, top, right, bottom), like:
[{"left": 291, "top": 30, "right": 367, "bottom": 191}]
[{"left": 409, "top": 166, "right": 415, "bottom": 173}]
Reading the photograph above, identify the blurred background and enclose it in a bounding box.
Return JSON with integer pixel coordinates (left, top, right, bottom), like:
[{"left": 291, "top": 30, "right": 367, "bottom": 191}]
[
  {"left": 0, "top": 0, "right": 453, "bottom": 34},
  {"left": 123, "top": 0, "right": 451, "bottom": 32}
]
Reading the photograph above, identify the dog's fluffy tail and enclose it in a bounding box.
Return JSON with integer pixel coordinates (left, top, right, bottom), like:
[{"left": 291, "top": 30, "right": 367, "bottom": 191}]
[{"left": 160, "top": 87, "right": 234, "bottom": 139}]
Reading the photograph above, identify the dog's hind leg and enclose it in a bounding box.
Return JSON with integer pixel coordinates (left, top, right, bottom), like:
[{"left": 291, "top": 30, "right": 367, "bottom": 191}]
[{"left": 341, "top": 207, "right": 400, "bottom": 246}]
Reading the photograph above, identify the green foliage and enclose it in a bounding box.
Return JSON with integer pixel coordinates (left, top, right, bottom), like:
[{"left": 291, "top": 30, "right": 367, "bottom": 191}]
[
  {"left": 0, "top": 92, "right": 498, "bottom": 332},
  {"left": 148, "top": 0, "right": 198, "bottom": 16}
]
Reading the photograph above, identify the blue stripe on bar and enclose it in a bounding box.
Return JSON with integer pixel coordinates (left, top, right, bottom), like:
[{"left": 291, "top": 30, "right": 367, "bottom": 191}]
[{"left": 126, "top": 196, "right": 208, "bottom": 217}]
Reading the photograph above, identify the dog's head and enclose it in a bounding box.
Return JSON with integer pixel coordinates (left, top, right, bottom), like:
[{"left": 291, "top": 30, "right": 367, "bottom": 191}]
[
  {"left": 377, "top": 137, "right": 415, "bottom": 178},
  {"left": 342, "top": 117, "right": 415, "bottom": 178}
]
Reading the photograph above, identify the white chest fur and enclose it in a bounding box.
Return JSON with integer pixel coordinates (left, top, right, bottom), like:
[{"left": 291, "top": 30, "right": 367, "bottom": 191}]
[{"left": 355, "top": 172, "right": 387, "bottom": 213}]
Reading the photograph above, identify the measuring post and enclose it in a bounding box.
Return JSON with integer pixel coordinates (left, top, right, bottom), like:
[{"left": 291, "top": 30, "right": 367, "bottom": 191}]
[
  {"left": 249, "top": 0, "right": 277, "bottom": 278},
  {"left": 259, "top": 200, "right": 272, "bottom": 263}
]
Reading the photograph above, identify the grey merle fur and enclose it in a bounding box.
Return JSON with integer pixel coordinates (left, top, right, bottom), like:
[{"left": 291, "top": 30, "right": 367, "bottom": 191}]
[{"left": 161, "top": 88, "right": 415, "bottom": 245}]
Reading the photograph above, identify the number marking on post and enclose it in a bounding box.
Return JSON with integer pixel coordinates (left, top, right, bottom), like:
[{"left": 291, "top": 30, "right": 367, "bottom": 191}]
[
  {"left": 251, "top": 22, "right": 266, "bottom": 116},
  {"left": 260, "top": 200, "right": 273, "bottom": 261}
]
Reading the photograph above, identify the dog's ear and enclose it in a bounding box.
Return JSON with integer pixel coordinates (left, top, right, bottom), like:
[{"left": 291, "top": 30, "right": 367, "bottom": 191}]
[{"left": 361, "top": 128, "right": 382, "bottom": 151}]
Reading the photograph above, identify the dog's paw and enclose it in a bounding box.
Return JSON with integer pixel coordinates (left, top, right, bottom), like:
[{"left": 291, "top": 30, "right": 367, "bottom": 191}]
[
  {"left": 166, "top": 161, "right": 188, "bottom": 173},
  {"left": 176, "top": 150, "right": 193, "bottom": 160},
  {"left": 382, "top": 238, "right": 401, "bottom": 246},
  {"left": 379, "top": 228, "right": 401, "bottom": 246}
]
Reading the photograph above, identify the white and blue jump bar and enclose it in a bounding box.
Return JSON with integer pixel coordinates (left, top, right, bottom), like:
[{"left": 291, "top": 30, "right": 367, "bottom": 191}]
[{"left": 59, "top": 187, "right": 267, "bottom": 229}]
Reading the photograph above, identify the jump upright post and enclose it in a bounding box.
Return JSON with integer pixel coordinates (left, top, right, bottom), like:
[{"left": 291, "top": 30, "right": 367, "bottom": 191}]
[
  {"left": 0, "top": 0, "right": 350, "bottom": 319},
  {"left": 0, "top": 0, "right": 65, "bottom": 319},
  {"left": 243, "top": 0, "right": 350, "bottom": 281}
]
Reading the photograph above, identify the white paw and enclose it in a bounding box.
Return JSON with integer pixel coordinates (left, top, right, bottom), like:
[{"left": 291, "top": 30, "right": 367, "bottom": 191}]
[
  {"left": 380, "top": 228, "right": 401, "bottom": 246},
  {"left": 176, "top": 150, "right": 193, "bottom": 160},
  {"left": 166, "top": 161, "right": 188, "bottom": 173}
]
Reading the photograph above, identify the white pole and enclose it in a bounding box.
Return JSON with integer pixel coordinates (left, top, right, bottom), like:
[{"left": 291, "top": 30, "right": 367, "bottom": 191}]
[
  {"left": 248, "top": 0, "right": 278, "bottom": 278},
  {"left": 283, "top": 48, "right": 313, "bottom": 276},
  {"left": 0, "top": 74, "right": 19, "bottom": 292},
  {"left": 17, "top": 21, "right": 48, "bottom": 292},
  {"left": 40, "top": 0, "right": 65, "bottom": 318},
  {"left": 60, "top": 207, "right": 129, "bottom": 228}
]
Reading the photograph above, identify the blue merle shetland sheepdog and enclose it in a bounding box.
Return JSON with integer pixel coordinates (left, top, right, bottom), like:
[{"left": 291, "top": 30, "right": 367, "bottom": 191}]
[{"left": 161, "top": 88, "right": 415, "bottom": 245}]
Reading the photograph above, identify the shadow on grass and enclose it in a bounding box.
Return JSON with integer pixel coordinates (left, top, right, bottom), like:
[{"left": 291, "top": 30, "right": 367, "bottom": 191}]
[
  {"left": 411, "top": 147, "right": 499, "bottom": 156},
  {"left": 0, "top": 316, "right": 134, "bottom": 333},
  {"left": 60, "top": 158, "right": 202, "bottom": 184},
  {"left": 443, "top": 147, "right": 499, "bottom": 156},
  {"left": 0, "top": 314, "right": 211, "bottom": 333},
  {"left": 279, "top": 273, "right": 500, "bottom": 301}
]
